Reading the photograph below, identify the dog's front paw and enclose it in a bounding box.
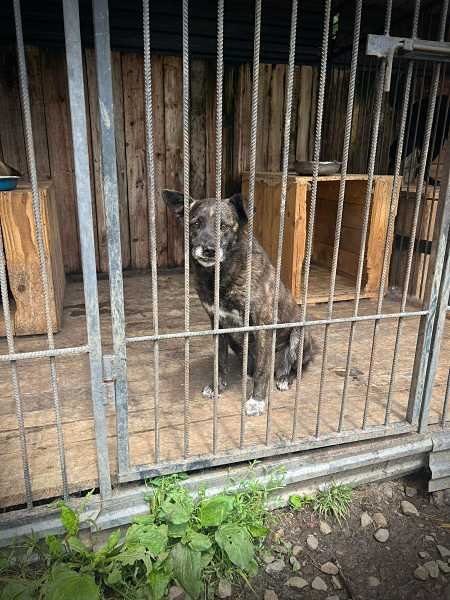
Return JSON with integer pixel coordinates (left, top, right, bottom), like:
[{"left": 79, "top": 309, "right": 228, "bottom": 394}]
[
  {"left": 245, "top": 397, "right": 265, "bottom": 417},
  {"left": 276, "top": 376, "right": 291, "bottom": 391}
]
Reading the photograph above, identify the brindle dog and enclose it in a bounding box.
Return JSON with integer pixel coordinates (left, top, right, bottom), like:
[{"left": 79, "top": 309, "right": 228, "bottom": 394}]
[{"left": 162, "top": 189, "right": 315, "bottom": 417}]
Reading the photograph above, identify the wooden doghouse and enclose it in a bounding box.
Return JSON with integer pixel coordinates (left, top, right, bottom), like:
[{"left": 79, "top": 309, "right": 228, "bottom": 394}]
[
  {"left": 242, "top": 172, "right": 399, "bottom": 304},
  {"left": 0, "top": 181, "right": 65, "bottom": 336}
]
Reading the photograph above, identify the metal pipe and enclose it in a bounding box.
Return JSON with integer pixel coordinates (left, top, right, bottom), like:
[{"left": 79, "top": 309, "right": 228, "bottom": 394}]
[{"left": 62, "top": 0, "right": 112, "bottom": 499}]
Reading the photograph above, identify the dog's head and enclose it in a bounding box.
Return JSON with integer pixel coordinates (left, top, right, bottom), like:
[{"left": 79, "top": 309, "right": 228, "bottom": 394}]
[{"left": 162, "top": 190, "right": 248, "bottom": 268}]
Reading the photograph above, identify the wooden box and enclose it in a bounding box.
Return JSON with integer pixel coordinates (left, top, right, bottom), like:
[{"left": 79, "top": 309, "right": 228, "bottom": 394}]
[
  {"left": 242, "top": 172, "right": 399, "bottom": 304},
  {"left": 0, "top": 181, "right": 65, "bottom": 336}
]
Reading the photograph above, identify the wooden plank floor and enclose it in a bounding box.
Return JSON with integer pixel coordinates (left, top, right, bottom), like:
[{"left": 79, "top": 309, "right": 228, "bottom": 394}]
[{"left": 0, "top": 268, "right": 448, "bottom": 509}]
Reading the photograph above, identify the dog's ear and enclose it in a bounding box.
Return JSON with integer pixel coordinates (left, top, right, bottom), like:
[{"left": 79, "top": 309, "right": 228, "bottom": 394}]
[
  {"left": 229, "top": 193, "right": 250, "bottom": 225},
  {"left": 161, "top": 189, "right": 192, "bottom": 221}
]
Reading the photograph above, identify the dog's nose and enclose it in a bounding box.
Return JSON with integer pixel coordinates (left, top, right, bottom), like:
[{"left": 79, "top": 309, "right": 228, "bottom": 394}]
[{"left": 202, "top": 247, "right": 215, "bottom": 259}]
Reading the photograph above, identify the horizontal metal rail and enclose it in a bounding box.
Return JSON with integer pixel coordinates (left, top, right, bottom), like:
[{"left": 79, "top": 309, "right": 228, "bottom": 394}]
[
  {"left": 126, "top": 309, "right": 429, "bottom": 344},
  {"left": 118, "top": 421, "right": 414, "bottom": 483},
  {"left": 0, "top": 345, "right": 90, "bottom": 363}
]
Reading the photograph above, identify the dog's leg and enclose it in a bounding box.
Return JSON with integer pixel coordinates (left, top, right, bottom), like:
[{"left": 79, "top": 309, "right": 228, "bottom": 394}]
[
  {"left": 245, "top": 331, "right": 270, "bottom": 416},
  {"left": 202, "top": 327, "right": 229, "bottom": 398}
]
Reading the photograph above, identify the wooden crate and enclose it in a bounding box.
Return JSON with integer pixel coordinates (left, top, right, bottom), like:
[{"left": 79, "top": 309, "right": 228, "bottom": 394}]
[
  {"left": 0, "top": 181, "right": 65, "bottom": 336},
  {"left": 242, "top": 172, "right": 399, "bottom": 304}
]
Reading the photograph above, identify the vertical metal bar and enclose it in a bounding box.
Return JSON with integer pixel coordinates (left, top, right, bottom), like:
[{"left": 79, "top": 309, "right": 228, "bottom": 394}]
[
  {"left": 92, "top": 0, "right": 129, "bottom": 474},
  {"left": 182, "top": 0, "right": 191, "bottom": 458},
  {"left": 240, "top": 0, "right": 261, "bottom": 448},
  {"left": 265, "top": 0, "right": 298, "bottom": 445},
  {"left": 316, "top": 0, "right": 362, "bottom": 438},
  {"left": 442, "top": 368, "right": 450, "bottom": 427},
  {"left": 292, "top": 0, "right": 331, "bottom": 439},
  {"left": 143, "top": 0, "right": 161, "bottom": 463},
  {"left": 0, "top": 230, "right": 32, "bottom": 507},
  {"left": 364, "top": 0, "right": 421, "bottom": 428},
  {"left": 213, "top": 0, "right": 224, "bottom": 455},
  {"left": 62, "top": 0, "right": 111, "bottom": 498},
  {"left": 339, "top": 0, "right": 393, "bottom": 431},
  {"left": 13, "top": 0, "right": 68, "bottom": 500},
  {"left": 408, "top": 0, "right": 450, "bottom": 431}
]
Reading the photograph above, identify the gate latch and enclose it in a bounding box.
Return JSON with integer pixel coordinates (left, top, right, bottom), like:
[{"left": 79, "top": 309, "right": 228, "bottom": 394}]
[
  {"left": 366, "top": 34, "right": 450, "bottom": 92},
  {"left": 102, "top": 354, "right": 116, "bottom": 406}
]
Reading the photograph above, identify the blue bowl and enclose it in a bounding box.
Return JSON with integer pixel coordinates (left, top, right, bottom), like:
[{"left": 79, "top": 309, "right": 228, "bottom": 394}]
[{"left": 0, "top": 177, "right": 19, "bottom": 191}]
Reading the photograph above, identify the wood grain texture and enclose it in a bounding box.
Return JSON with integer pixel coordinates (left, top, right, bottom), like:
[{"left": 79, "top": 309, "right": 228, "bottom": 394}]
[
  {"left": 163, "top": 56, "right": 184, "bottom": 267},
  {"left": 0, "top": 182, "right": 65, "bottom": 336},
  {"left": 41, "top": 48, "right": 80, "bottom": 273},
  {"left": 123, "top": 53, "right": 149, "bottom": 269}
]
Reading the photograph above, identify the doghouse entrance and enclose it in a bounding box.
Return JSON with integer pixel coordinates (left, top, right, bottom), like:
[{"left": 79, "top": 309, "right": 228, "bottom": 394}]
[{"left": 243, "top": 172, "right": 398, "bottom": 304}]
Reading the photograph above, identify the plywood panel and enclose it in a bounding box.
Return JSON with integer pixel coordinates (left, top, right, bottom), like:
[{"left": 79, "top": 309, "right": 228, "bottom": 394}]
[
  {"left": 41, "top": 48, "right": 80, "bottom": 273},
  {"left": 123, "top": 53, "right": 149, "bottom": 269}
]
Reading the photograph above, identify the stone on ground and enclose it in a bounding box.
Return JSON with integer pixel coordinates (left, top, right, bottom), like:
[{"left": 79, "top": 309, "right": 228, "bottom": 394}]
[
  {"left": 360, "top": 511, "right": 373, "bottom": 528},
  {"left": 418, "top": 551, "right": 430, "bottom": 559},
  {"left": 287, "top": 577, "right": 308, "bottom": 589},
  {"left": 424, "top": 561, "right": 439, "bottom": 579},
  {"left": 326, "top": 596, "right": 339, "bottom": 600},
  {"left": 217, "top": 580, "right": 232, "bottom": 598},
  {"left": 331, "top": 576, "right": 342, "bottom": 590},
  {"left": 374, "top": 528, "right": 389, "bottom": 543},
  {"left": 383, "top": 484, "right": 394, "bottom": 499},
  {"left": 321, "top": 562, "right": 339, "bottom": 575},
  {"left": 400, "top": 500, "right": 419, "bottom": 516},
  {"left": 168, "top": 585, "right": 185, "bottom": 600},
  {"left": 438, "top": 560, "right": 450, "bottom": 574},
  {"left": 437, "top": 545, "right": 450, "bottom": 559},
  {"left": 264, "top": 590, "right": 278, "bottom": 600},
  {"left": 373, "top": 512, "right": 388, "bottom": 528},
  {"left": 320, "top": 520, "right": 332, "bottom": 535},
  {"left": 424, "top": 535, "right": 435, "bottom": 543},
  {"left": 292, "top": 545, "right": 303, "bottom": 557},
  {"left": 306, "top": 534, "right": 319, "bottom": 550},
  {"left": 265, "top": 559, "right": 285, "bottom": 574},
  {"left": 262, "top": 551, "right": 275, "bottom": 564},
  {"left": 368, "top": 576, "right": 380, "bottom": 587},
  {"left": 405, "top": 486, "right": 417, "bottom": 497},
  {"left": 312, "top": 576, "right": 328, "bottom": 591},
  {"left": 414, "top": 566, "right": 429, "bottom": 581}
]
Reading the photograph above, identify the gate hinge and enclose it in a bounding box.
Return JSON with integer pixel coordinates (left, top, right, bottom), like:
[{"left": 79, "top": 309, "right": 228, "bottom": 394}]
[
  {"left": 102, "top": 354, "right": 116, "bottom": 406},
  {"left": 366, "top": 34, "right": 450, "bottom": 92}
]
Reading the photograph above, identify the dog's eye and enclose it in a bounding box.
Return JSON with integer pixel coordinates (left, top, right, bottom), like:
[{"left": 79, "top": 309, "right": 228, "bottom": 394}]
[{"left": 191, "top": 220, "right": 201, "bottom": 229}]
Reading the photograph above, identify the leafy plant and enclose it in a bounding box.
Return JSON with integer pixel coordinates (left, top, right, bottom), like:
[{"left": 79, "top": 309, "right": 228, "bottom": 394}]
[
  {"left": 289, "top": 484, "right": 353, "bottom": 523},
  {"left": 312, "top": 484, "right": 353, "bottom": 523},
  {"left": 0, "top": 468, "right": 284, "bottom": 599}
]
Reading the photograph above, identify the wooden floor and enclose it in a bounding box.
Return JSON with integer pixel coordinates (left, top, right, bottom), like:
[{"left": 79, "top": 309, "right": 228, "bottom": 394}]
[{"left": 0, "top": 268, "right": 448, "bottom": 508}]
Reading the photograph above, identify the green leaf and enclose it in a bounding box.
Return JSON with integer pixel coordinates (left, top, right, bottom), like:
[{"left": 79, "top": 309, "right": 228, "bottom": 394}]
[
  {"left": 0, "top": 579, "right": 37, "bottom": 600},
  {"left": 160, "top": 497, "right": 193, "bottom": 525},
  {"left": 58, "top": 503, "right": 79, "bottom": 536},
  {"left": 125, "top": 523, "right": 168, "bottom": 557},
  {"left": 106, "top": 567, "right": 122, "bottom": 586},
  {"left": 133, "top": 514, "right": 155, "bottom": 526},
  {"left": 94, "top": 529, "right": 121, "bottom": 561},
  {"left": 247, "top": 525, "right": 269, "bottom": 539},
  {"left": 167, "top": 522, "right": 188, "bottom": 538},
  {"left": 115, "top": 547, "right": 150, "bottom": 569},
  {"left": 67, "top": 536, "right": 91, "bottom": 555},
  {"left": 147, "top": 570, "right": 171, "bottom": 600},
  {"left": 45, "top": 535, "right": 65, "bottom": 559},
  {"left": 43, "top": 564, "right": 99, "bottom": 600},
  {"left": 199, "top": 495, "right": 234, "bottom": 528},
  {"left": 187, "top": 531, "right": 212, "bottom": 552},
  {"left": 170, "top": 543, "right": 203, "bottom": 600},
  {"left": 200, "top": 548, "right": 214, "bottom": 568},
  {"left": 215, "top": 523, "right": 255, "bottom": 571}
]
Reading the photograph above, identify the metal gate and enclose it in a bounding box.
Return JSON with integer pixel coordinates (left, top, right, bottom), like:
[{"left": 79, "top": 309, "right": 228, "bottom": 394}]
[{"left": 3, "top": 0, "right": 450, "bottom": 512}]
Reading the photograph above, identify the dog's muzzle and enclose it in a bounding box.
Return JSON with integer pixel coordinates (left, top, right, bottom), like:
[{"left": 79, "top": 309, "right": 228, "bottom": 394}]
[{"left": 192, "top": 245, "right": 224, "bottom": 267}]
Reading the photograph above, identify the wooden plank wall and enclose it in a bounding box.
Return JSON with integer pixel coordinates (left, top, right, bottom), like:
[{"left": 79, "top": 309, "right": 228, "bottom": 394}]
[{"left": 0, "top": 45, "right": 318, "bottom": 273}]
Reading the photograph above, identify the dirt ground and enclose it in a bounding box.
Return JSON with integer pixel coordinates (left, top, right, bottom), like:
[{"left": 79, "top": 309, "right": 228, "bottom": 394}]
[{"left": 236, "top": 475, "right": 450, "bottom": 600}]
